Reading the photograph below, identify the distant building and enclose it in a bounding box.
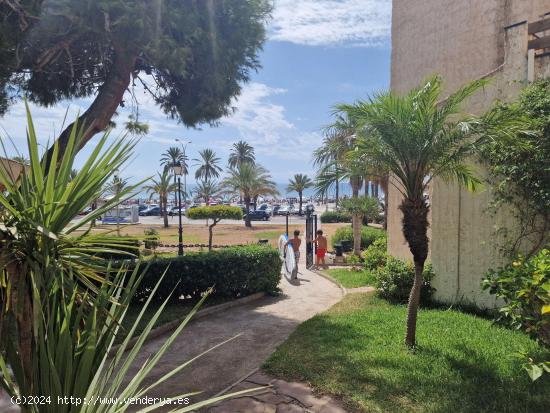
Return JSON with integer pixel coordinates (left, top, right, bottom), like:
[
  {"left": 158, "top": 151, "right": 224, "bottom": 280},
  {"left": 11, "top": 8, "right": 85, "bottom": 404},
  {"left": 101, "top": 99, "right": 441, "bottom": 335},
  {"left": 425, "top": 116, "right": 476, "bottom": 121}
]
[{"left": 389, "top": 0, "right": 550, "bottom": 307}]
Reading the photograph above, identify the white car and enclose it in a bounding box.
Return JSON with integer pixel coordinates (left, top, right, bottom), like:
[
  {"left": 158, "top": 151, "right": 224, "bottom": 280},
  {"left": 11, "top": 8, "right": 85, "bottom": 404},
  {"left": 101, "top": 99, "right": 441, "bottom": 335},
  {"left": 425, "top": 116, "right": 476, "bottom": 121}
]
[{"left": 278, "top": 205, "right": 295, "bottom": 215}]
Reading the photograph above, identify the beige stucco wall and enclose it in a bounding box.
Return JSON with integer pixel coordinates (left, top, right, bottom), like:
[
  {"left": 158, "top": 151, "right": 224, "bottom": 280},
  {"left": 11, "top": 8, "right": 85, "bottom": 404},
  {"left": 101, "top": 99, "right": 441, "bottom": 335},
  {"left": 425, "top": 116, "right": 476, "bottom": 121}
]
[{"left": 389, "top": 0, "right": 550, "bottom": 308}]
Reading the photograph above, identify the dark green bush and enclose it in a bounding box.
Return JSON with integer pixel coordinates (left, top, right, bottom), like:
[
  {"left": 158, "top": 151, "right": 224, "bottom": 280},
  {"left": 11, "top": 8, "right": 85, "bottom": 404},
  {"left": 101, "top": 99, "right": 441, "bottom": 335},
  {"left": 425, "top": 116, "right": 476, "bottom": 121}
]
[
  {"left": 362, "top": 236, "right": 388, "bottom": 270},
  {"left": 374, "top": 256, "right": 435, "bottom": 304},
  {"left": 134, "top": 245, "right": 281, "bottom": 303},
  {"left": 331, "top": 226, "right": 385, "bottom": 250},
  {"left": 320, "top": 211, "right": 351, "bottom": 223}
]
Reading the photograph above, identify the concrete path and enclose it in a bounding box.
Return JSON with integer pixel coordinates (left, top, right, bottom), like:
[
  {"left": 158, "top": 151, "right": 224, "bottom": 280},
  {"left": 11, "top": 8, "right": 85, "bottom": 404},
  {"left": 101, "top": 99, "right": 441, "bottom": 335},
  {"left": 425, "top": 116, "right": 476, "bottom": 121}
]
[
  {"left": 126, "top": 251, "right": 343, "bottom": 410},
  {"left": 208, "top": 371, "right": 347, "bottom": 413}
]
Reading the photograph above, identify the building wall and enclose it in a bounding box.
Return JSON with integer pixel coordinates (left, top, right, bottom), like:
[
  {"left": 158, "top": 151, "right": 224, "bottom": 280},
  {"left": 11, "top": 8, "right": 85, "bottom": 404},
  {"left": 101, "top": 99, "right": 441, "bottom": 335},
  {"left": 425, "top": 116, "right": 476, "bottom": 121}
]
[{"left": 389, "top": 0, "right": 550, "bottom": 307}]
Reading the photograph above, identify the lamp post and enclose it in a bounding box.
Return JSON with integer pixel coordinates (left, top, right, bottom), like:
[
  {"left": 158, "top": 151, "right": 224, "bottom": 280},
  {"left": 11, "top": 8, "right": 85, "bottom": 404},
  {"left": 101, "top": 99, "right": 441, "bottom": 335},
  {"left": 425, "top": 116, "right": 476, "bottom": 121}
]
[
  {"left": 113, "top": 169, "right": 120, "bottom": 236},
  {"left": 175, "top": 138, "right": 192, "bottom": 205},
  {"left": 173, "top": 162, "right": 184, "bottom": 256}
]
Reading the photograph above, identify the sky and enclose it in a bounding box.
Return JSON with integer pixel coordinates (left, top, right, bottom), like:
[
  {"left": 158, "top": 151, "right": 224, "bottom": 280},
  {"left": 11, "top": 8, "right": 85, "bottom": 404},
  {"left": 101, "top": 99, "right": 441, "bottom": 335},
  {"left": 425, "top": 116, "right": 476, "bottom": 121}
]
[{"left": 0, "top": 0, "right": 392, "bottom": 192}]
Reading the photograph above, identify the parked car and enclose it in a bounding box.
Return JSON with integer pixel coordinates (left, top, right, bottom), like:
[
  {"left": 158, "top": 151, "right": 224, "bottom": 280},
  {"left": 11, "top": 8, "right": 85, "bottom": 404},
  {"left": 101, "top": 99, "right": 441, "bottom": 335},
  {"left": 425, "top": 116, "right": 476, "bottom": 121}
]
[
  {"left": 272, "top": 204, "right": 281, "bottom": 215},
  {"left": 244, "top": 210, "right": 271, "bottom": 221},
  {"left": 138, "top": 204, "right": 148, "bottom": 212},
  {"left": 139, "top": 206, "right": 161, "bottom": 216},
  {"left": 168, "top": 206, "right": 185, "bottom": 216},
  {"left": 278, "top": 205, "right": 295, "bottom": 215},
  {"left": 258, "top": 203, "right": 272, "bottom": 215}
]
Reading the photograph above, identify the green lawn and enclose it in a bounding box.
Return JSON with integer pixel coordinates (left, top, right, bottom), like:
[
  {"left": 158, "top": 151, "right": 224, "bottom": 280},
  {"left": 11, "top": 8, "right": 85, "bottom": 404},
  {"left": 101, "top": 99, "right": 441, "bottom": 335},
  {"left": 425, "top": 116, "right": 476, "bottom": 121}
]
[
  {"left": 326, "top": 268, "right": 376, "bottom": 288},
  {"left": 263, "top": 294, "right": 550, "bottom": 413}
]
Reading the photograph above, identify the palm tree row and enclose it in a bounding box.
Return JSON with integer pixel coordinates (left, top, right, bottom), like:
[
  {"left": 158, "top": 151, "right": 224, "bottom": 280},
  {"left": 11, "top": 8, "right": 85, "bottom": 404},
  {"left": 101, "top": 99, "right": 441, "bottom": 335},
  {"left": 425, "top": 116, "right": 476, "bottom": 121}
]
[
  {"left": 318, "top": 75, "right": 525, "bottom": 347},
  {"left": 156, "top": 140, "right": 278, "bottom": 227}
]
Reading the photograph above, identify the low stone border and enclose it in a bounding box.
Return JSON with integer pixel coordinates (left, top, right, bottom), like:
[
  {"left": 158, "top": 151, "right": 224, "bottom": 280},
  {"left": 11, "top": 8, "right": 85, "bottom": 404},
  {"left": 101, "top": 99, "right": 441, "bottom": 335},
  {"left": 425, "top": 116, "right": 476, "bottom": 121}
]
[{"left": 110, "top": 292, "right": 265, "bottom": 356}]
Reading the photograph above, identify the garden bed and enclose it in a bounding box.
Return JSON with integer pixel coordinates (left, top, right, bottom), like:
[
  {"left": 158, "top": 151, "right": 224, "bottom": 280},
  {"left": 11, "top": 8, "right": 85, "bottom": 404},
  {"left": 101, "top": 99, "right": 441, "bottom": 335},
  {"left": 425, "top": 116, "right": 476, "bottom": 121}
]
[{"left": 263, "top": 294, "right": 550, "bottom": 413}]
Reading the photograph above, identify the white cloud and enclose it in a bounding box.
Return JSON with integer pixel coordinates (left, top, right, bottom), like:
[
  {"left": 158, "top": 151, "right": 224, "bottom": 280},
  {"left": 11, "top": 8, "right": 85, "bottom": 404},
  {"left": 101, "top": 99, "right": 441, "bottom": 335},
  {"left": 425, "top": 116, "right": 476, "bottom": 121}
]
[
  {"left": 222, "top": 82, "right": 323, "bottom": 165},
  {"left": 270, "top": 0, "right": 391, "bottom": 47},
  {"left": 224, "top": 82, "right": 292, "bottom": 143}
]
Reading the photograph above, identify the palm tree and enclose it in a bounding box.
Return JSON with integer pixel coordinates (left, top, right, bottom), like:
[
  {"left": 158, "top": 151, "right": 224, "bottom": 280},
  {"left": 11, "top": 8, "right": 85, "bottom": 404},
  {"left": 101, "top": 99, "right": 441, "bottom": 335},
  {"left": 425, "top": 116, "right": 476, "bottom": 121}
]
[
  {"left": 222, "top": 163, "right": 278, "bottom": 227},
  {"left": 143, "top": 169, "right": 176, "bottom": 228},
  {"left": 315, "top": 115, "right": 375, "bottom": 255},
  {"left": 194, "top": 148, "right": 222, "bottom": 181},
  {"left": 228, "top": 140, "right": 255, "bottom": 169},
  {"left": 160, "top": 146, "right": 188, "bottom": 207},
  {"left": 287, "top": 174, "right": 313, "bottom": 215},
  {"left": 104, "top": 175, "right": 130, "bottom": 235},
  {"left": 340, "top": 75, "right": 521, "bottom": 347},
  {"left": 194, "top": 179, "right": 221, "bottom": 204}
]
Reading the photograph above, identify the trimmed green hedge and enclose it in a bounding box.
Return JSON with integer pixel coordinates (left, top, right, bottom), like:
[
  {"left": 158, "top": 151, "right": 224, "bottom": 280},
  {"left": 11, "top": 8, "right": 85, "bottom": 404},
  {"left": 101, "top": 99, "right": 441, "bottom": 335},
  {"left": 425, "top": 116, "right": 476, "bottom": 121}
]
[
  {"left": 331, "top": 226, "right": 385, "bottom": 250},
  {"left": 133, "top": 245, "right": 281, "bottom": 303},
  {"left": 320, "top": 211, "right": 351, "bottom": 223}
]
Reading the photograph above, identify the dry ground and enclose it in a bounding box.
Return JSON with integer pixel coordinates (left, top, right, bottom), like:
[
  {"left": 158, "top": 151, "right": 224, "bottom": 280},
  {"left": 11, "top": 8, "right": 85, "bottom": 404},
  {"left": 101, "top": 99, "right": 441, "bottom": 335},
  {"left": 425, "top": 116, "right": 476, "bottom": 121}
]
[{"left": 83, "top": 223, "right": 348, "bottom": 251}]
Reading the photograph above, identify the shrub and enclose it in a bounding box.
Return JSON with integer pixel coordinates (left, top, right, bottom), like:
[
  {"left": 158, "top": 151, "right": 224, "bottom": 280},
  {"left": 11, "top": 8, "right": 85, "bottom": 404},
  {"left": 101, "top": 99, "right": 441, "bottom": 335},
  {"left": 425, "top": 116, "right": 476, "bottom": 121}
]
[
  {"left": 374, "top": 256, "right": 435, "bottom": 304},
  {"left": 363, "top": 236, "right": 388, "bottom": 270},
  {"left": 331, "top": 226, "right": 385, "bottom": 250},
  {"left": 320, "top": 211, "right": 351, "bottom": 223},
  {"left": 187, "top": 205, "right": 243, "bottom": 250},
  {"left": 143, "top": 228, "right": 160, "bottom": 250},
  {"left": 134, "top": 245, "right": 281, "bottom": 303},
  {"left": 482, "top": 248, "right": 550, "bottom": 347}
]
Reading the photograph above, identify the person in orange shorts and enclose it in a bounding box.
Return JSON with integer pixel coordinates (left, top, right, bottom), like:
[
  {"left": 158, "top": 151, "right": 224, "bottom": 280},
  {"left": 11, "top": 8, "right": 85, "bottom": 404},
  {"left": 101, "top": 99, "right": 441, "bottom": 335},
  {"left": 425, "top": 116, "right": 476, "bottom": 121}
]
[{"left": 311, "top": 229, "right": 328, "bottom": 269}]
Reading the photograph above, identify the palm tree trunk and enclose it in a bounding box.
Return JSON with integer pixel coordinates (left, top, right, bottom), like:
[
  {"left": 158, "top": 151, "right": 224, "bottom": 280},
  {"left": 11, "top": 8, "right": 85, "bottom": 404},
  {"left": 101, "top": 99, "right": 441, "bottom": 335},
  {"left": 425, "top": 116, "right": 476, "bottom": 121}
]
[
  {"left": 244, "top": 195, "right": 252, "bottom": 228},
  {"left": 335, "top": 174, "right": 339, "bottom": 209},
  {"left": 405, "top": 261, "right": 425, "bottom": 347},
  {"left": 299, "top": 191, "right": 303, "bottom": 215},
  {"left": 163, "top": 196, "right": 168, "bottom": 228},
  {"left": 351, "top": 177, "right": 362, "bottom": 255},
  {"left": 352, "top": 213, "right": 362, "bottom": 256},
  {"left": 400, "top": 196, "right": 430, "bottom": 347},
  {"left": 380, "top": 175, "right": 389, "bottom": 230}
]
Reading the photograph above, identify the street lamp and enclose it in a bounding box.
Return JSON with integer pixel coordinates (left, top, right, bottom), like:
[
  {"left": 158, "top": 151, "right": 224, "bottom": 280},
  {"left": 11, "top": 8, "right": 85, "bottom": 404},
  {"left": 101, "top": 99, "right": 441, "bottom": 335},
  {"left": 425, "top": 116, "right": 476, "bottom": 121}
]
[
  {"left": 175, "top": 138, "right": 191, "bottom": 204},
  {"left": 172, "top": 162, "right": 184, "bottom": 256}
]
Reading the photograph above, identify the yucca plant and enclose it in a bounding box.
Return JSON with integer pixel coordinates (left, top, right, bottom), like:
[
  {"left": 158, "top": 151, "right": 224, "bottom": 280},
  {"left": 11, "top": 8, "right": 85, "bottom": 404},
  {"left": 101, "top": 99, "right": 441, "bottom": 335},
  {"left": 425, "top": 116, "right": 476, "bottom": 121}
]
[{"left": 0, "top": 105, "right": 262, "bottom": 412}]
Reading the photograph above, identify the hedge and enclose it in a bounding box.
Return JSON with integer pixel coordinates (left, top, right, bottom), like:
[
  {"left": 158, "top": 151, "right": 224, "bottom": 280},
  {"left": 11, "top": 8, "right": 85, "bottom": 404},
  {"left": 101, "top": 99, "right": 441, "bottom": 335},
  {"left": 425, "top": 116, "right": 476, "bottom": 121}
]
[
  {"left": 133, "top": 245, "right": 281, "bottom": 303},
  {"left": 331, "top": 226, "right": 385, "bottom": 250},
  {"left": 320, "top": 211, "right": 351, "bottom": 223}
]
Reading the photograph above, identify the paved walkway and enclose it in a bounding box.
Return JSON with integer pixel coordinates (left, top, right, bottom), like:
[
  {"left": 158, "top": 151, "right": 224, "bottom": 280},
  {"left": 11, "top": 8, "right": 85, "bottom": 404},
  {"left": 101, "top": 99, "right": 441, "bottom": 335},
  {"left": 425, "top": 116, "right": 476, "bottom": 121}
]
[
  {"left": 208, "top": 371, "right": 346, "bottom": 413},
  {"left": 126, "top": 249, "right": 343, "bottom": 411}
]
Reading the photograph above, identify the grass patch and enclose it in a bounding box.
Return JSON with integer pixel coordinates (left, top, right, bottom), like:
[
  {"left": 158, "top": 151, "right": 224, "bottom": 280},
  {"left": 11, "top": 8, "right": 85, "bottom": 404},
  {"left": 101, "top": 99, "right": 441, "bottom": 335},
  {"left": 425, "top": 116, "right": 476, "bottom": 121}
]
[
  {"left": 326, "top": 268, "right": 376, "bottom": 288},
  {"left": 254, "top": 230, "right": 282, "bottom": 240},
  {"left": 263, "top": 294, "right": 550, "bottom": 413}
]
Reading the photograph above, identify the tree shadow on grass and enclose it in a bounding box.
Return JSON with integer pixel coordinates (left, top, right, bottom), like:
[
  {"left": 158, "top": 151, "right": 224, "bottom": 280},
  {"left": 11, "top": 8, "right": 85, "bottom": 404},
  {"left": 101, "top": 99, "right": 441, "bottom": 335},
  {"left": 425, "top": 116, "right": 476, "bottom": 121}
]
[{"left": 264, "top": 314, "right": 550, "bottom": 413}]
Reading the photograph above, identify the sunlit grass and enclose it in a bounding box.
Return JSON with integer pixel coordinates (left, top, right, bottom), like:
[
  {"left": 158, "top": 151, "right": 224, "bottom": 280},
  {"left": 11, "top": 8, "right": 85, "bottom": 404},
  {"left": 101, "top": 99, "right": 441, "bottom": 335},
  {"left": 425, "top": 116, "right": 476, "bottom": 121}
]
[
  {"left": 326, "top": 268, "right": 376, "bottom": 288},
  {"left": 264, "top": 294, "right": 550, "bottom": 413}
]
